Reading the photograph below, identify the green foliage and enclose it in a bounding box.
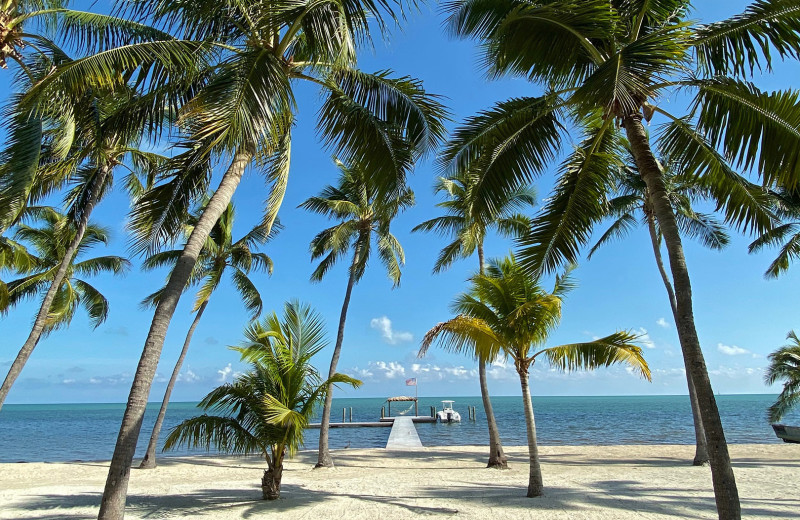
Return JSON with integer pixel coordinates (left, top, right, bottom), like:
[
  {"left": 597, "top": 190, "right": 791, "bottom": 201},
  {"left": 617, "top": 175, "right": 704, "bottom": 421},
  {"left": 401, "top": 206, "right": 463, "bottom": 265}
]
[
  {"left": 765, "top": 330, "right": 800, "bottom": 422},
  {"left": 301, "top": 159, "right": 414, "bottom": 286},
  {"left": 421, "top": 254, "right": 651, "bottom": 381},
  {"left": 0, "top": 209, "right": 129, "bottom": 330},
  {"left": 164, "top": 300, "right": 360, "bottom": 467},
  {"left": 749, "top": 188, "right": 800, "bottom": 277}
]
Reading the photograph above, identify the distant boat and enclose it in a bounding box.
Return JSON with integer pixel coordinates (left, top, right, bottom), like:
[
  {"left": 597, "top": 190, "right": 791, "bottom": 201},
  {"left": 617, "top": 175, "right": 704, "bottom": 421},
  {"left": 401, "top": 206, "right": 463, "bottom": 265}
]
[
  {"left": 437, "top": 400, "right": 461, "bottom": 423},
  {"left": 772, "top": 424, "right": 800, "bottom": 443}
]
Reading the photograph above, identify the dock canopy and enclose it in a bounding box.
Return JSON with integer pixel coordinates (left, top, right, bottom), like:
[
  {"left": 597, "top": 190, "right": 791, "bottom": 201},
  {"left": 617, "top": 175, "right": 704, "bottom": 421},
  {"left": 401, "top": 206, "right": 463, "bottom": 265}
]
[{"left": 385, "top": 396, "right": 418, "bottom": 417}]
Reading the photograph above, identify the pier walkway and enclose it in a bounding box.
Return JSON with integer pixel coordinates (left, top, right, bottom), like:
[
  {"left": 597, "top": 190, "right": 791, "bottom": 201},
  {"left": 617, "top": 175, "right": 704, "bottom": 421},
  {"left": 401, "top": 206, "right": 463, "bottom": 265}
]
[{"left": 385, "top": 416, "right": 423, "bottom": 450}]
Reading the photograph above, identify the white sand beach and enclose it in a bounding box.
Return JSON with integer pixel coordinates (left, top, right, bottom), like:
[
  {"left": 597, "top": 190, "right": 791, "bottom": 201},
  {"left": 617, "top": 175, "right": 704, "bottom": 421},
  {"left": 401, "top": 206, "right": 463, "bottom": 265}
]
[{"left": 2, "top": 444, "right": 798, "bottom": 519}]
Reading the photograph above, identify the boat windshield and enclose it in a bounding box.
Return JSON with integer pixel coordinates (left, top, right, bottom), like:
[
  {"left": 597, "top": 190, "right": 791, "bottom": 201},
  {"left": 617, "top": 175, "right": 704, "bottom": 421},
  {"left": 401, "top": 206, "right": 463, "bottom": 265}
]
[{"left": 441, "top": 401, "right": 454, "bottom": 411}]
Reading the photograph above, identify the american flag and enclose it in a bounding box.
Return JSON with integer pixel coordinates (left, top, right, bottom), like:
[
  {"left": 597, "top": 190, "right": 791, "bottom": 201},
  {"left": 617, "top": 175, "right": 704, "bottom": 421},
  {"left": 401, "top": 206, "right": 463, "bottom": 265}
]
[{"left": 405, "top": 378, "right": 417, "bottom": 386}]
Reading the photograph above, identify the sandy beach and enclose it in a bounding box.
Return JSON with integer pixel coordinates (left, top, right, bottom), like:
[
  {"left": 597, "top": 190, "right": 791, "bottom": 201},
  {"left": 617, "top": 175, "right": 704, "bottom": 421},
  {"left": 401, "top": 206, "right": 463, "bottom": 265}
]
[{"left": 2, "top": 444, "right": 798, "bottom": 519}]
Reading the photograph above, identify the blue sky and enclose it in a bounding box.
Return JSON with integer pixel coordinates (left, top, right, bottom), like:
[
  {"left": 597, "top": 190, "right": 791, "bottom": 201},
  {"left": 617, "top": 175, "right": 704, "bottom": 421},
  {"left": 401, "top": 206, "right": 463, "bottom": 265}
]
[{"left": 2, "top": 0, "right": 798, "bottom": 403}]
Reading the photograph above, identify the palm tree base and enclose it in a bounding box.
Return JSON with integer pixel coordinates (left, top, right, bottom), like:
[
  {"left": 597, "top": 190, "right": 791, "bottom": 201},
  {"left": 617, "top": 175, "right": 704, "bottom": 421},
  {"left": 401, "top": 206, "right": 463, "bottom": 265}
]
[
  {"left": 693, "top": 457, "right": 709, "bottom": 467},
  {"left": 262, "top": 468, "right": 282, "bottom": 500},
  {"left": 486, "top": 458, "right": 509, "bottom": 469},
  {"left": 526, "top": 485, "right": 543, "bottom": 498},
  {"left": 138, "top": 456, "right": 156, "bottom": 470}
]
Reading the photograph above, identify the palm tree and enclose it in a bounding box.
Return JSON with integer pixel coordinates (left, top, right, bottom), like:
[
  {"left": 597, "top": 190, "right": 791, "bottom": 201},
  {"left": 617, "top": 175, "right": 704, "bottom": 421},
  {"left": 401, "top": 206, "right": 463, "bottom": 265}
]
[
  {"left": 749, "top": 188, "right": 800, "bottom": 278},
  {"left": 163, "top": 300, "right": 360, "bottom": 500},
  {"left": 438, "top": 2, "right": 798, "bottom": 516},
  {"left": 0, "top": 73, "right": 168, "bottom": 411},
  {"left": 420, "top": 255, "right": 650, "bottom": 497},
  {"left": 0, "top": 210, "right": 129, "bottom": 395},
  {"left": 300, "top": 158, "right": 414, "bottom": 468},
  {"left": 589, "top": 157, "right": 732, "bottom": 465},
  {"left": 765, "top": 331, "right": 800, "bottom": 423},
  {"left": 413, "top": 171, "right": 535, "bottom": 468},
  {"left": 138, "top": 201, "right": 278, "bottom": 469},
  {"left": 94, "top": 2, "right": 445, "bottom": 513}
]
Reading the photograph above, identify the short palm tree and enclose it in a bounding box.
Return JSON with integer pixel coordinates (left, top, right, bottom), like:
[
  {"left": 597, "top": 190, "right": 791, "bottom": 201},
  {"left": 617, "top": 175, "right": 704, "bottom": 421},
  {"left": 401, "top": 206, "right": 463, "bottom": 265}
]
[
  {"left": 749, "top": 188, "right": 800, "bottom": 278},
  {"left": 0, "top": 210, "right": 129, "bottom": 400},
  {"left": 413, "top": 170, "right": 535, "bottom": 468},
  {"left": 94, "top": 2, "right": 445, "bottom": 512},
  {"left": 301, "top": 158, "right": 414, "bottom": 468},
  {"left": 439, "top": 2, "right": 798, "bottom": 515},
  {"left": 138, "top": 201, "right": 278, "bottom": 469},
  {"left": 765, "top": 331, "right": 800, "bottom": 423},
  {"left": 163, "top": 300, "right": 360, "bottom": 500},
  {"left": 589, "top": 156, "right": 732, "bottom": 465},
  {"left": 420, "top": 255, "right": 650, "bottom": 497}
]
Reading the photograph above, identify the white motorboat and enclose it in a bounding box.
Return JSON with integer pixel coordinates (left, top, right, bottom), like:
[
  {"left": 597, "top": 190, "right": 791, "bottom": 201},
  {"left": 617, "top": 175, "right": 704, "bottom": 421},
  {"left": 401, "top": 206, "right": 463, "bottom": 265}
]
[{"left": 437, "top": 400, "right": 461, "bottom": 423}]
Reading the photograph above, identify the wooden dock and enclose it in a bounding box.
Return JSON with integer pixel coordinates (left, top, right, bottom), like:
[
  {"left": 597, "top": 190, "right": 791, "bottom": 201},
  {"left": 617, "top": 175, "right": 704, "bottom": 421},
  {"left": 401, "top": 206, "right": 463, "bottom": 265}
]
[{"left": 307, "top": 421, "right": 390, "bottom": 428}]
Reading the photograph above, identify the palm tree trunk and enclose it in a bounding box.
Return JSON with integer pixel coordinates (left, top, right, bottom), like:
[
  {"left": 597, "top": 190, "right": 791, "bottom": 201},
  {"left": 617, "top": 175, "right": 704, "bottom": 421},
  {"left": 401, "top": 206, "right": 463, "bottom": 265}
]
[
  {"left": 98, "top": 149, "right": 253, "bottom": 520},
  {"left": 623, "top": 114, "right": 739, "bottom": 520},
  {"left": 477, "top": 243, "right": 508, "bottom": 469},
  {"left": 645, "top": 213, "right": 709, "bottom": 466},
  {"left": 139, "top": 299, "right": 209, "bottom": 469},
  {"left": 517, "top": 364, "right": 543, "bottom": 497},
  {"left": 263, "top": 446, "right": 285, "bottom": 500},
  {"left": 316, "top": 246, "right": 360, "bottom": 468},
  {"left": 0, "top": 164, "right": 110, "bottom": 411}
]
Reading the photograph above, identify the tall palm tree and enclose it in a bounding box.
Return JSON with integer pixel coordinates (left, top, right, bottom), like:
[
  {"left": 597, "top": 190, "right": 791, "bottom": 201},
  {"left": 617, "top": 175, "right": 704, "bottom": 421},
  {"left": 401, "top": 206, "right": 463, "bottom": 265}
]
[
  {"left": 413, "top": 171, "right": 535, "bottom": 468},
  {"left": 138, "top": 201, "right": 278, "bottom": 469},
  {"left": 589, "top": 157, "right": 731, "bottom": 465},
  {"left": 164, "top": 300, "right": 360, "bottom": 500},
  {"left": 301, "top": 158, "right": 414, "bottom": 468},
  {"left": 0, "top": 210, "right": 129, "bottom": 393},
  {"left": 94, "top": 2, "right": 445, "bottom": 515},
  {"left": 0, "top": 72, "right": 168, "bottom": 411},
  {"left": 749, "top": 188, "right": 800, "bottom": 278},
  {"left": 765, "top": 330, "right": 800, "bottom": 423},
  {"left": 420, "top": 255, "right": 650, "bottom": 497},
  {"left": 438, "top": 2, "right": 797, "bottom": 516}
]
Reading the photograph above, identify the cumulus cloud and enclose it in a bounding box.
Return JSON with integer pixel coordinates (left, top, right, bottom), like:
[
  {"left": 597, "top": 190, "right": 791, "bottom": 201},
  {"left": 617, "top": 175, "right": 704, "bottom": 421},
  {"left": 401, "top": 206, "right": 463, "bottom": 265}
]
[
  {"left": 372, "top": 361, "right": 406, "bottom": 379},
  {"left": 370, "top": 316, "right": 413, "bottom": 345},
  {"left": 717, "top": 343, "right": 751, "bottom": 356},
  {"left": 217, "top": 363, "right": 233, "bottom": 382},
  {"left": 177, "top": 368, "right": 201, "bottom": 383},
  {"left": 656, "top": 318, "right": 670, "bottom": 328},
  {"left": 636, "top": 327, "right": 656, "bottom": 349}
]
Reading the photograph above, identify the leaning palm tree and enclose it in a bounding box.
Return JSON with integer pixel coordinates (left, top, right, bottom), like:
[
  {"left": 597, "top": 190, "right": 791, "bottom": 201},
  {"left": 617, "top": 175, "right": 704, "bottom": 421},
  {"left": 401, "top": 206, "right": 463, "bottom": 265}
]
[
  {"left": 749, "top": 188, "right": 800, "bottom": 278},
  {"left": 765, "top": 331, "right": 800, "bottom": 423},
  {"left": 301, "top": 158, "right": 414, "bottom": 468},
  {"left": 413, "top": 170, "right": 535, "bottom": 468},
  {"left": 95, "top": 2, "right": 445, "bottom": 512},
  {"left": 138, "top": 201, "right": 278, "bottom": 469},
  {"left": 0, "top": 210, "right": 129, "bottom": 396},
  {"left": 589, "top": 157, "right": 732, "bottom": 465},
  {"left": 163, "top": 300, "right": 361, "bottom": 500},
  {"left": 420, "top": 255, "right": 650, "bottom": 497},
  {"left": 439, "top": 2, "right": 797, "bottom": 516}
]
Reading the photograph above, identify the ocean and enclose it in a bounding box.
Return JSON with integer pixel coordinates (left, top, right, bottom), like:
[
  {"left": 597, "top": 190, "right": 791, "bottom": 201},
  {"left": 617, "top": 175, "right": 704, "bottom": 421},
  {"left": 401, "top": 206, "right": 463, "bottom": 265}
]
[{"left": 0, "top": 394, "right": 789, "bottom": 463}]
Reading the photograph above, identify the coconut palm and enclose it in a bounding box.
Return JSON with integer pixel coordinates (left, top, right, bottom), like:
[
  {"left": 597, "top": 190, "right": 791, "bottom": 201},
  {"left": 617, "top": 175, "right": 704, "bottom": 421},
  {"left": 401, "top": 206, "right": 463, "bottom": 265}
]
[
  {"left": 765, "top": 331, "right": 800, "bottom": 423},
  {"left": 163, "top": 300, "right": 361, "bottom": 500},
  {"left": 438, "top": 2, "right": 799, "bottom": 516},
  {"left": 300, "top": 158, "right": 414, "bottom": 468},
  {"left": 95, "top": 2, "right": 444, "bottom": 514},
  {"left": 589, "top": 157, "right": 732, "bottom": 465},
  {"left": 138, "top": 201, "right": 278, "bottom": 469},
  {"left": 413, "top": 171, "right": 535, "bottom": 468},
  {"left": 749, "top": 188, "right": 800, "bottom": 278},
  {"left": 0, "top": 66, "right": 169, "bottom": 411},
  {"left": 420, "top": 255, "right": 650, "bottom": 497},
  {"left": 0, "top": 210, "right": 129, "bottom": 393}
]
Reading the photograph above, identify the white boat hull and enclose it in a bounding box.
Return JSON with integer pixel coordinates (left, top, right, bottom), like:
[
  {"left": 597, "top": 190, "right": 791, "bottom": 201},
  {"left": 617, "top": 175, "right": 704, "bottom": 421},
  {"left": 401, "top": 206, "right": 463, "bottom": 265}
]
[{"left": 437, "top": 410, "right": 461, "bottom": 423}]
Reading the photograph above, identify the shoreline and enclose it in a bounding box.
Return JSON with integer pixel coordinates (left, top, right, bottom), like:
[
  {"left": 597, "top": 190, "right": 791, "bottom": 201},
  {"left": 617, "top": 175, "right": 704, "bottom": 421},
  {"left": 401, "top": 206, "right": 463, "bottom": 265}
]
[{"left": 2, "top": 443, "right": 798, "bottom": 519}]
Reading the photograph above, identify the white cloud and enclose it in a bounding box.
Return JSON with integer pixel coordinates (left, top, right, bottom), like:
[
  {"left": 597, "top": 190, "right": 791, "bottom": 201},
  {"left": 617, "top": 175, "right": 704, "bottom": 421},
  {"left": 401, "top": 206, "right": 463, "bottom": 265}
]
[
  {"left": 717, "top": 343, "right": 751, "bottom": 356},
  {"left": 177, "top": 369, "right": 201, "bottom": 383},
  {"left": 372, "top": 361, "right": 406, "bottom": 379},
  {"left": 636, "top": 327, "right": 656, "bottom": 349},
  {"left": 217, "top": 363, "right": 233, "bottom": 382},
  {"left": 62, "top": 379, "right": 75, "bottom": 384},
  {"left": 656, "top": 318, "right": 670, "bottom": 328},
  {"left": 370, "top": 316, "right": 413, "bottom": 345}
]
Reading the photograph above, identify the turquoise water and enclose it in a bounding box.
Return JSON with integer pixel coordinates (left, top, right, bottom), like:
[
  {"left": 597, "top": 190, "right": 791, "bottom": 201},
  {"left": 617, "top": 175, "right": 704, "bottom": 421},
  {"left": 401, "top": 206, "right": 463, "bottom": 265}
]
[{"left": 0, "top": 394, "right": 788, "bottom": 462}]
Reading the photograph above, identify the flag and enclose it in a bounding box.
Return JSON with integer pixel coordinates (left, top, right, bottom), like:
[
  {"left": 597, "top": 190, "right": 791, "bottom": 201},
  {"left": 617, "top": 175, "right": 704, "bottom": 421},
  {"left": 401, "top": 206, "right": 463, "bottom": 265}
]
[{"left": 405, "top": 378, "right": 417, "bottom": 386}]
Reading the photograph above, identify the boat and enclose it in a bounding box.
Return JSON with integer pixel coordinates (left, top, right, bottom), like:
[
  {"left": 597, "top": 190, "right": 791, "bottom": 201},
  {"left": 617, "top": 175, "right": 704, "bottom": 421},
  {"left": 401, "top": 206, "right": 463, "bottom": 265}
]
[
  {"left": 436, "top": 400, "right": 461, "bottom": 423},
  {"left": 772, "top": 424, "right": 800, "bottom": 443}
]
